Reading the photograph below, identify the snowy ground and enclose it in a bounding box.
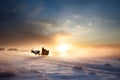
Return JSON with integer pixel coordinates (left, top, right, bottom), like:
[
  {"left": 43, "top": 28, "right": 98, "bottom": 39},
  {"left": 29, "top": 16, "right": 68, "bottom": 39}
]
[{"left": 0, "top": 51, "right": 120, "bottom": 80}]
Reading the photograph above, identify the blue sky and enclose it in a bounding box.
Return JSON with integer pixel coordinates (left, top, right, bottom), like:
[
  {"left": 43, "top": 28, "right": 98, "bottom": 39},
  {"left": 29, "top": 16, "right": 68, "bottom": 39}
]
[{"left": 0, "top": 0, "right": 120, "bottom": 47}]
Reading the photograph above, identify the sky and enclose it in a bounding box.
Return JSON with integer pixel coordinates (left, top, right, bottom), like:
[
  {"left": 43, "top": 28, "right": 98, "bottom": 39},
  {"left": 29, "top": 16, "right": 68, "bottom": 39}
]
[{"left": 0, "top": 0, "right": 120, "bottom": 50}]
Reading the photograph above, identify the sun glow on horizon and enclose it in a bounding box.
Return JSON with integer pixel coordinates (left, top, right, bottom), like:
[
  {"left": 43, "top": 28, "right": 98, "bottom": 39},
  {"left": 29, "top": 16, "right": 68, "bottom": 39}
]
[{"left": 56, "top": 44, "right": 70, "bottom": 53}]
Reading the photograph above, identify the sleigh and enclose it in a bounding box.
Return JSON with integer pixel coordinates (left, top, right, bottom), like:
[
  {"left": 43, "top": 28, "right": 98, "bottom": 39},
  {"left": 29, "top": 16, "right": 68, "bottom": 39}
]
[{"left": 41, "top": 49, "right": 49, "bottom": 55}]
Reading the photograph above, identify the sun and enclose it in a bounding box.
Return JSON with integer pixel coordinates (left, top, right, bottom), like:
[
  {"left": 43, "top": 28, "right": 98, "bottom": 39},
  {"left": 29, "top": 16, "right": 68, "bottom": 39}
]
[{"left": 57, "top": 44, "right": 70, "bottom": 53}]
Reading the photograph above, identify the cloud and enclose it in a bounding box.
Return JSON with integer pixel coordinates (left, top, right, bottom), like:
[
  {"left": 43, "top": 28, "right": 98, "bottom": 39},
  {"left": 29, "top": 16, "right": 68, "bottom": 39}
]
[
  {"left": 73, "top": 15, "right": 80, "bottom": 19},
  {"left": 88, "top": 22, "right": 92, "bottom": 26},
  {"left": 7, "top": 48, "right": 18, "bottom": 51},
  {"left": 30, "top": 19, "right": 72, "bottom": 36},
  {"left": 0, "top": 2, "right": 59, "bottom": 47},
  {"left": 30, "top": 7, "right": 43, "bottom": 16},
  {"left": 0, "top": 48, "right": 5, "bottom": 51},
  {"left": 0, "top": 18, "right": 71, "bottom": 47}
]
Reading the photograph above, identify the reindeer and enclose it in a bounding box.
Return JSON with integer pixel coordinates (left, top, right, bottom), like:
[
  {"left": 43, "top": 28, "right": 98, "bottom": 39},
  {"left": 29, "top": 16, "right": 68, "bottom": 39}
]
[{"left": 31, "top": 50, "right": 40, "bottom": 56}]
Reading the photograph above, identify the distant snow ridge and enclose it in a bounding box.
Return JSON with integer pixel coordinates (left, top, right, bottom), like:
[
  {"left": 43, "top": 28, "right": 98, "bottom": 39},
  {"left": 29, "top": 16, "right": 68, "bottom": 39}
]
[
  {"left": 0, "top": 66, "right": 48, "bottom": 80},
  {"left": 0, "top": 66, "right": 17, "bottom": 77},
  {"left": 104, "top": 63, "right": 111, "bottom": 66},
  {"left": 73, "top": 64, "right": 83, "bottom": 70}
]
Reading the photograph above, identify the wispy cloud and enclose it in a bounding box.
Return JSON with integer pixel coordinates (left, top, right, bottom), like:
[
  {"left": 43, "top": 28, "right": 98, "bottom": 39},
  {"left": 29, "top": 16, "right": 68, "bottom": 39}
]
[{"left": 30, "top": 7, "right": 43, "bottom": 16}]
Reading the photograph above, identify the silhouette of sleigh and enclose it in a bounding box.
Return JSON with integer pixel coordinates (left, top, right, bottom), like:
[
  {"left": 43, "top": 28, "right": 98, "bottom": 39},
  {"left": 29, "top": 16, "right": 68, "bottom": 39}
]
[{"left": 31, "top": 49, "right": 49, "bottom": 56}]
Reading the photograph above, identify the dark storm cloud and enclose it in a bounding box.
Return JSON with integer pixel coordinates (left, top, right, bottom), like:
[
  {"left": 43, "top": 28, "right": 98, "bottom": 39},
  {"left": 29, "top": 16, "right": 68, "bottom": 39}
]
[
  {"left": 0, "top": 0, "right": 58, "bottom": 47},
  {"left": 0, "top": 19, "right": 60, "bottom": 46},
  {"left": 0, "top": 1, "right": 68, "bottom": 47}
]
